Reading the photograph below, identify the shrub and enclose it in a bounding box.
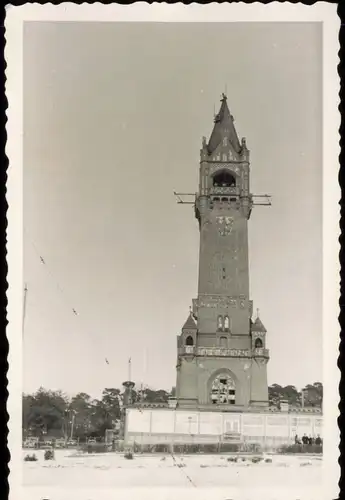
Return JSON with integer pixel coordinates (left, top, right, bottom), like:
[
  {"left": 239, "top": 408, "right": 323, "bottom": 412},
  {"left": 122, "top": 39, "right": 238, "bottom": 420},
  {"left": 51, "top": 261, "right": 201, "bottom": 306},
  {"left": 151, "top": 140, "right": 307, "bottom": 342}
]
[
  {"left": 24, "top": 453, "right": 38, "bottom": 462},
  {"left": 44, "top": 449, "right": 55, "bottom": 461},
  {"left": 227, "top": 456, "right": 238, "bottom": 462},
  {"left": 278, "top": 444, "right": 322, "bottom": 454},
  {"left": 265, "top": 458, "right": 272, "bottom": 463},
  {"left": 154, "top": 444, "right": 170, "bottom": 453},
  {"left": 81, "top": 443, "right": 108, "bottom": 454},
  {"left": 241, "top": 442, "right": 262, "bottom": 453},
  {"left": 251, "top": 456, "right": 263, "bottom": 464},
  {"left": 124, "top": 450, "right": 133, "bottom": 460},
  {"left": 220, "top": 443, "right": 240, "bottom": 453}
]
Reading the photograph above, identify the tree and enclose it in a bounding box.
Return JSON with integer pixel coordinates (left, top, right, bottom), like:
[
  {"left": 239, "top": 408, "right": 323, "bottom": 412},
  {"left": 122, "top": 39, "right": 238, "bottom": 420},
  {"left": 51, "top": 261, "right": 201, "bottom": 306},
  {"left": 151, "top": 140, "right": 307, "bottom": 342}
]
[
  {"left": 23, "top": 388, "right": 69, "bottom": 437},
  {"left": 302, "top": 382, "right": 323, "bottom": 407},
  {"left": 101, "top": 388, "right": 121, "bottom": 422},
  {"left": 88, "top": 399, "right": 113, "bottom": 437},
  {"left": 268, "top": 384, "right": 284, "bottom": 407},
  {"left": 142, "top": 388, "right": 169, "bottom": 403},
  {"left": 69, "top": 392, "right": 93, "bottom": 439},
  {"left": 268, "top": 382, "right": 323, "bottom": 408}
]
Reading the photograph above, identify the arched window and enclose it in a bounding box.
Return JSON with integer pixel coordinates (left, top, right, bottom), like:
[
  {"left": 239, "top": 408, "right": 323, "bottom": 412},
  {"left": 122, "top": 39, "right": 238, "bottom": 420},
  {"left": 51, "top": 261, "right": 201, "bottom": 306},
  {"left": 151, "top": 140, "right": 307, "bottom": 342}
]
[
  {"left": 185, "top": 335, "right": 194, "bottom": 346},
  {"left": 217, "top": 316, "right": 223, "bottom": 331},
  {"left": 224, "top": 316, "right": 230, "bottom": 331},
  {"left": 213, "top": 170, "right": 236, "bottom": 188},
  {"left": 211, "top": 374, "right": 235, "bottom": 405},
  {"left": 213, "top": 197, "right": 220, "bottom": 202},
  {"left": 221, "top": 197, "right": 228, "bottom": 202},
  {"left": 255, "top": 338, "right": 263, "bottom": 348},
  {"left": 219, "top": 336, "right": 228, "bottom": 348}
]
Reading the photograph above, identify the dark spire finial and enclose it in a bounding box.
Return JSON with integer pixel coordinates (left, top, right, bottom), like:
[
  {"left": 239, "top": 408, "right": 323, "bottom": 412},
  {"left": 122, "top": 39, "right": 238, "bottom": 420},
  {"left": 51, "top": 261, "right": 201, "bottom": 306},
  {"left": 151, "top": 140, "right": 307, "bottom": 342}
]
[{"left": 221, "top": 92, "right": 227, "bottom": 101}]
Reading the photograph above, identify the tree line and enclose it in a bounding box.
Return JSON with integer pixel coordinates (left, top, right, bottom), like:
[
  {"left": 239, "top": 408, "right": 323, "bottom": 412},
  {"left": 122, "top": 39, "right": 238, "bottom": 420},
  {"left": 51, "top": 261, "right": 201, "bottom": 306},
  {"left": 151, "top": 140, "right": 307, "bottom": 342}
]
[{"left": 22, "top": 382, "right": 322, "bottom": 440}]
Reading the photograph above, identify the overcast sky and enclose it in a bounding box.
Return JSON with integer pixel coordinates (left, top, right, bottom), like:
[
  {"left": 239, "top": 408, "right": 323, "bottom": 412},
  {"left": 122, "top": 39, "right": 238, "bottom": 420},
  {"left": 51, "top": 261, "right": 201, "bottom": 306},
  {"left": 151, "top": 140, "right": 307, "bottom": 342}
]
[{"left": 23, "top": 21, "right": 322, "bottom": 399}]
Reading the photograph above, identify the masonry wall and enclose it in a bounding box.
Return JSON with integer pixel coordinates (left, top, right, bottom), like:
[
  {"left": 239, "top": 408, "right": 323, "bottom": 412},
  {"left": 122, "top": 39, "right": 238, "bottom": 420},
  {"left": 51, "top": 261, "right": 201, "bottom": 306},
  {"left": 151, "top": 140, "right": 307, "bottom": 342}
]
[{"left": 125, "top": 408, "right": 323, "bottom": 448}]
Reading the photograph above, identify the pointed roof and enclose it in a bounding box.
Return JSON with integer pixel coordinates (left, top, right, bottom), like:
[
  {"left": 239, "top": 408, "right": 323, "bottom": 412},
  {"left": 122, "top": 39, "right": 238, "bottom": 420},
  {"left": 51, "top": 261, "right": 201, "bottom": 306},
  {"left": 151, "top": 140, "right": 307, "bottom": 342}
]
[
  {"left": 207, "top": 94, "right": 241, "bottom": 155},
  {"left": 252, "top": 316, "right": 267, "bottom": 333},
  {"left": 182, "top": 313, "right": 197, "bottom": 331}
]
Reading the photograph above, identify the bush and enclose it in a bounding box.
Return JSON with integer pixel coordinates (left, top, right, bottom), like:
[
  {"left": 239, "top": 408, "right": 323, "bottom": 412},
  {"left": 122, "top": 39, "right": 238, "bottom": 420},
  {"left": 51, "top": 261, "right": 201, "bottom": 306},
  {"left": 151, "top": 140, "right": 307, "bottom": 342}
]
[
  {"left": 44, "top": 449, "right": 55, "bottom": 461},
  {"left": 265, "top": 458, "right": 272, "bottom": 463},
  {"left": 227, "top": 456, "right": 238, "bottom": 462},
  {"left": 124, "top": 450, "right": 133, "bottom": 460},
  {"left": 278, "top": 444, "right": 323, "bottom": 454},
  {"left": 251, "top": 456, "right": 263, "bottom": 464},
  {"left": 81, "top": 443, "right": 108, "bottom": 454},
  {"left": 24, "top": 453, "right": 38, "bottom": 462},
  {"left": 220, "top": 443, "right": 240, "bottom": 453},
  {"left": 240, "top": 442, "right": 262, "bottom": 453}
]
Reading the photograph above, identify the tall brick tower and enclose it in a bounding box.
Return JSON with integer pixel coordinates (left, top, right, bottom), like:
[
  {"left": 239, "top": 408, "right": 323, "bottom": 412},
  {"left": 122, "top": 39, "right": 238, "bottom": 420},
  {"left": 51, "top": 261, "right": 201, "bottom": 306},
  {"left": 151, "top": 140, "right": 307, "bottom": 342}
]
[{"left": 175, "top": 94, "right": 270, "bottom": 410}]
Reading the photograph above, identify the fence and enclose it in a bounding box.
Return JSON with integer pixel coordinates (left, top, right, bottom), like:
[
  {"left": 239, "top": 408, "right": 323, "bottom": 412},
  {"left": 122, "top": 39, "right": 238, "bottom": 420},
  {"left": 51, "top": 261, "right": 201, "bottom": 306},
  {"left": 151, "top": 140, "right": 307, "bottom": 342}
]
[{"left": 125, "top": 408, "right": 323, "bottom": 450}]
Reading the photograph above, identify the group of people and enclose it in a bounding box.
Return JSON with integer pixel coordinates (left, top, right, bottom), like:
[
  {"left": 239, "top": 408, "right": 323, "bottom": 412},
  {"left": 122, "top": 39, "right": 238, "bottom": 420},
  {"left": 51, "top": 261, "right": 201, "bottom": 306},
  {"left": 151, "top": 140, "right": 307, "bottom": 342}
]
[{"left": 295, "top": 433, "right": 322, "bottom": 446}]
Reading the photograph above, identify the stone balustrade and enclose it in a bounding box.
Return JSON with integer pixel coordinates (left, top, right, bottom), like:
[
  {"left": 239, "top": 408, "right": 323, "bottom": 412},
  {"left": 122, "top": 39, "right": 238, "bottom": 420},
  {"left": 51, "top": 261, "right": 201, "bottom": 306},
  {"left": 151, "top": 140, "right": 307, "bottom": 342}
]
[
  {"left": 210, "top": 186, "right": 238, "bottom": 195},
  {"left": 178, "top": 346, "right": 269, "bottom": 358}
]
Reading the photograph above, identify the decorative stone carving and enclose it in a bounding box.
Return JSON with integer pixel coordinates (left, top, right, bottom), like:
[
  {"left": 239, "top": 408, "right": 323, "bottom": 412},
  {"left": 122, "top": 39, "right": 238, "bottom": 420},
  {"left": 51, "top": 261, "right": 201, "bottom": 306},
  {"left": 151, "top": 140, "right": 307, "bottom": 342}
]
[
  {"left": 197, "top": 347, "right": 251, "bottom": 357},
  {"left": 216, "top": 216, "right": 234, "bottom": 236},
  {"left": 209, "top": 163, "right": 241, "bottom": 176},
  {"left": 212, "top": 186, "right": 237, "bottom": 195},
  {"left": 198, "top": 295, "right": 239, "bottom": 309}
]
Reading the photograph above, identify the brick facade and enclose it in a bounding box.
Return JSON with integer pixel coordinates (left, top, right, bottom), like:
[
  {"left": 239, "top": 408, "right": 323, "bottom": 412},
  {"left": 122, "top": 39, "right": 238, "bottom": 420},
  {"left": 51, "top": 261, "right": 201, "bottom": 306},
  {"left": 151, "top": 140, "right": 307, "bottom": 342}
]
[{"left": 176, "top": 95, "right": 269, "bottom": 410}]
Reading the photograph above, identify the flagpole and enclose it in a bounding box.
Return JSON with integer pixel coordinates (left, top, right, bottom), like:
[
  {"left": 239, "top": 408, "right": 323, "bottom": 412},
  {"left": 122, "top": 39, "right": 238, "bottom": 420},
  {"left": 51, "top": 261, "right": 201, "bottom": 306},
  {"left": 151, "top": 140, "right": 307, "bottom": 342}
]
[
  {"left": 22, "top": 283, "right": 28, "bottom": 338},
  {"left": 128, "top": 357, "right": 131, "bottom": 382}
]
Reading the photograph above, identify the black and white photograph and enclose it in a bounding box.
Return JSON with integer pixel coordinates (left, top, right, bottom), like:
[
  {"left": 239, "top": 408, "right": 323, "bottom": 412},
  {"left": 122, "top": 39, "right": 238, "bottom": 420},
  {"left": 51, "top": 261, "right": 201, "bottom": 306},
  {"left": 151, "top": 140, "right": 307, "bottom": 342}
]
[{"left": 6, "top": 3, "right": 339, "bottom": 500}]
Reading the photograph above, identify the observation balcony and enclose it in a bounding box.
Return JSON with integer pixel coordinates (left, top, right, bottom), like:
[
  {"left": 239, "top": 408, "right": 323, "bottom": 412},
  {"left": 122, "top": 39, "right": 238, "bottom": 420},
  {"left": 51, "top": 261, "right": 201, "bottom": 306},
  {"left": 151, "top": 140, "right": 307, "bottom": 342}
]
[
  {"left": 209, "top": 186, "right": 239, "bottom": 197},
  {"left": 178, "top": 346, "right": 269, "bottom": 359}
]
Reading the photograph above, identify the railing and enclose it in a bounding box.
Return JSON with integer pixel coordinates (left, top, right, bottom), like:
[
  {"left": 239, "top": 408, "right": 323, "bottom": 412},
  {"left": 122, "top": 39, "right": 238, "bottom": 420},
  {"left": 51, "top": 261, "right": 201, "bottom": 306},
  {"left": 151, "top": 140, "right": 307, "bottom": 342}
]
[
  {"left": 210, "top": 186, "right": 239, "bottom": 196},
  {"left": 178, "top": 346, "right": 270, "bottom": 358},
  {"left": 252, "top": 348, "right": 269, "bottom": 358},
  {"left": 178, "top": 346, "right": 195, "bottom": 355},
  {"left": 197, "top": 347, "right": 251, "bottom": 357}
]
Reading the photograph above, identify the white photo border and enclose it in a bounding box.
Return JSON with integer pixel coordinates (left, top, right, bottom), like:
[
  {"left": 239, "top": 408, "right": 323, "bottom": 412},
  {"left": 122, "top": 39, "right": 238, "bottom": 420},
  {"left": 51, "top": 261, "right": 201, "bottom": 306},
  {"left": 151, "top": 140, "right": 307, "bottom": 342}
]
[{"left": 5, "top": 3, "right": 340, "bottom": 499}]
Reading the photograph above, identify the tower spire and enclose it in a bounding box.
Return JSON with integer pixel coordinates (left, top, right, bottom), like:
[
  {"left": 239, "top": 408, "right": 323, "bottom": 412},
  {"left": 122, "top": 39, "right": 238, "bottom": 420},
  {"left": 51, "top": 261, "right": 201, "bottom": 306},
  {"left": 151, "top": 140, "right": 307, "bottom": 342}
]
[{"left": 207, "top": 94, "right": 241, "bottom": 154}]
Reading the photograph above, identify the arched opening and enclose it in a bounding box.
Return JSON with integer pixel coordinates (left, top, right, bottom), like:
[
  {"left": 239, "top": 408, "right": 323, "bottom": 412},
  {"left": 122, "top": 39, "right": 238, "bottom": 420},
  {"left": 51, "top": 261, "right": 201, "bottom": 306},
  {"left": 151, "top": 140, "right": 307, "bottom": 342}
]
[
  {"left": 185, "top": 335, "right": 194, "bottom": 346},
  {"left": 211, "top": 373, "right": 235, "bottom": 405},
  {"left": 255, "top": 338, "right": 263, "bottom": 348},
  {"left": 213, "top": 170, "right": 236, "bottom": 188},
  {"left": 221, "top": 197, "right": 228, "bottom": 202},
  {"left": 224, "top": 316, "right": 230, "bottom": 331},
  {"left": 217, "top": 316, "right": 223, "bottom": 331},
  {"left": 213, "top": 197, "right": 220, "bottom": 202},
  {"left": 219, "top": 336, "right": 228, "bottom": 348}
]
